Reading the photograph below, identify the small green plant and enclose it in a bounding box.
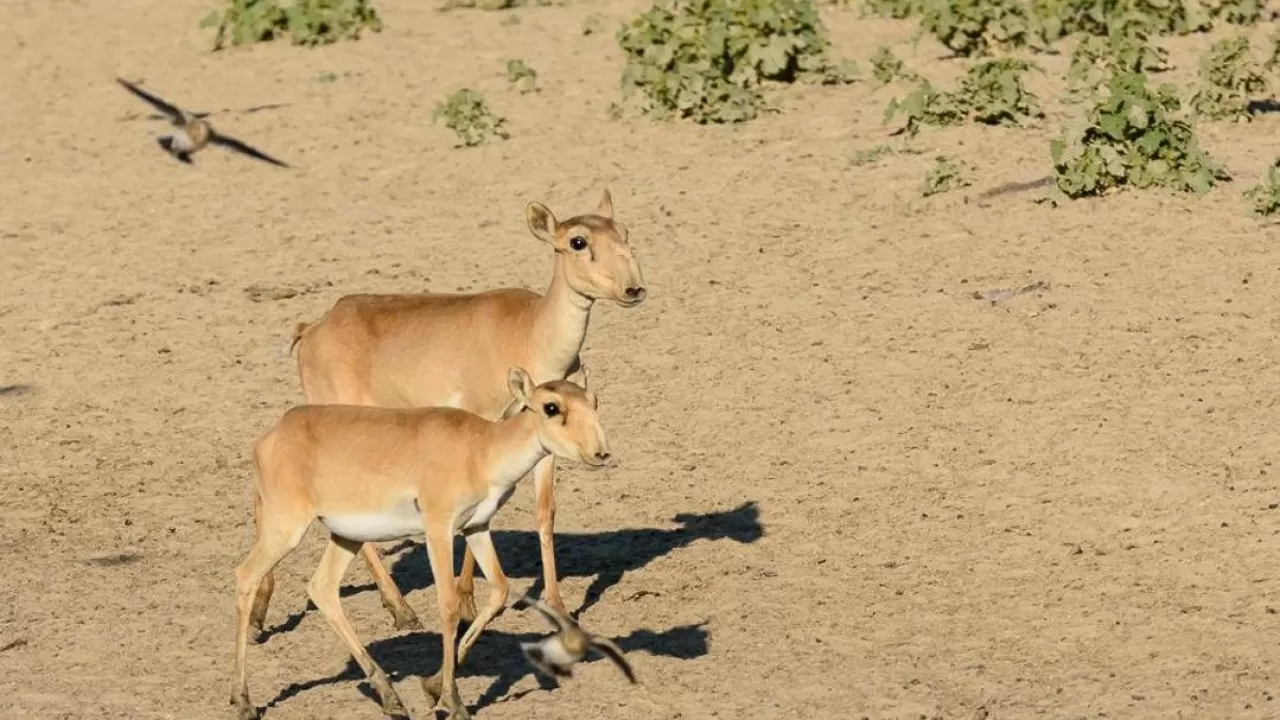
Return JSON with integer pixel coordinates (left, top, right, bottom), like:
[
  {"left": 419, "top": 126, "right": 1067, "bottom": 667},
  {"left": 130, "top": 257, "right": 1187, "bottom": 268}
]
[
  {"left": 923, "top": 155, "right": 972, "bottom": 196},
  {"left": 885, "top": 81, "right": 967, "bottom": 136},
  {"left": 862, "top": 0, "right": 924, "bottom": 17},
  {"left": 1201, "top": 0, "right": 1263, "bottom": 25},
  {"left": 1267, "top": 28, "right": 1280, "bottom": 71},
  {"left": 885, "top": 59, "right": 1041, "bottom": 135},
  {"left": 851, "top": 144, "right": 896, "bottom": 166},
  {"left": 919, "top": 0, "right": 1034, "bottom": 57},
  {"left": 958, "top": 58, "right": 1044, "bottom": 125},
  {"left": 1191, "top": 36, "right": 1269, "bottom": 121},
  {"left": 1051, "top": 70, "right": 1230, "bottom": 197},
  {"left": 506, "top": 59, "right": 539, "bottom": 93},
  {"left": 433, "top": 89, "right": 510, "bottom": 147},
  {"left": 440, "top": 0, "right": 555, "bottom": 9},
  {"left": 1244, "top": 159, "right": 1280, "bottom": 216},
  {"left": 1066, "top": 30, "right": 1169, "bottom": 99},
  {"left": 202, "top": 0, "right": 383, "bottom": 49},
  {"left": 871, "top": 46, "right": 921, "bottom": 84},
  {"left": 617, "top": 0, "right": 852, "bottom": 124},
  {"left": 1037, "top": 0, "right": 1209, "bottom": 39}
]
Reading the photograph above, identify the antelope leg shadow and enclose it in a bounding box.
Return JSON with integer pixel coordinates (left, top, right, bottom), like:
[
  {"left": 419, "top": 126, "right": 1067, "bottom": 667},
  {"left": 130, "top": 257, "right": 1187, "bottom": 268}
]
[
  {"left": 257, "top": 501, "right": 762, "bottom": 641},
  {"left": 392, "top": 501, "right": 764, "bottom": 617},
  {"left": 266, "top": 620, "right": 711, "bottom": 716}
]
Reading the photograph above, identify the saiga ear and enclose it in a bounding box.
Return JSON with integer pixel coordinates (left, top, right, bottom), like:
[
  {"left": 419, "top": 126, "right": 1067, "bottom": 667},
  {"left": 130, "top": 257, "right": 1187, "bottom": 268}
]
[
  {"left": 596, "top": 188, "right": 613, "bottom": 219},
  {"left": 508, "top": 367, "right": 536, "bottom": 408},
  {"left": 526, "top": 202, "right": 559, "bottom": 245}
]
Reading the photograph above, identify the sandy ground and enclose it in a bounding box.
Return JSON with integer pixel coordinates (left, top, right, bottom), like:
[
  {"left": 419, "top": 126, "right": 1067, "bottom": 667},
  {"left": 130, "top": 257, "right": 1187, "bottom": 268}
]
[{"left": 3, "top": 1, "right": 1280, "bottom": 718}]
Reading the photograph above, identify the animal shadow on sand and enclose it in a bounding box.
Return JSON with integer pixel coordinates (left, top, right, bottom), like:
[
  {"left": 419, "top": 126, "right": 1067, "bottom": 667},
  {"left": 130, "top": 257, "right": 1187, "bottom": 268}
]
[
  {"left": 258, "top": 501, "right": 762, "bottom": 640},
  {"left": 265, "top": 620, "right": 710, "bottom": 716},
  {"left": 397, "top": 500, "right": 763, "bottom": 617}
]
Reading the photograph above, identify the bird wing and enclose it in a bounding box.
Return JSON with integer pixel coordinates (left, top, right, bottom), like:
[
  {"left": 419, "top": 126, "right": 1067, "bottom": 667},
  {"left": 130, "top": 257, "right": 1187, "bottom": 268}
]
[
  {"left": 116, "top": 78, "right": 185, "bottom": 123},
  {"left": 208, "top": 132, "right": 290, "bottom": 168},
  {"left": 588, "top": 635, "right": 637, "bottom": 684},
  {"left": 519, "top": 597, "right": 574, "bottom": 633}
]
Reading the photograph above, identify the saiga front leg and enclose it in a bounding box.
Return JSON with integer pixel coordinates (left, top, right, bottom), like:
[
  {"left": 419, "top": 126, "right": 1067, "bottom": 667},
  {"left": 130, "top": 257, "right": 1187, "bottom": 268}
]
[{"left": 532, "top": 454, "right": 567, "bottom": 616}]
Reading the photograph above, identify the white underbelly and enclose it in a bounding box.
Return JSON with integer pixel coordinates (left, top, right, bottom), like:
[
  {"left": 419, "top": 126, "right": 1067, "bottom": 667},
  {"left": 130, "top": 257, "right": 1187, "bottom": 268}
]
[
  {"left": 460, "top": 485, "right": 517, "bottom": 531},
  {"left": 321, "top": 504, "right": 423, "bottom": 543}
]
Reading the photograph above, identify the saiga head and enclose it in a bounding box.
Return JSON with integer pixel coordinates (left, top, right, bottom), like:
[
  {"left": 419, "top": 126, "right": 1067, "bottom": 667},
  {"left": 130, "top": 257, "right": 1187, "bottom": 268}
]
[
  {"left": 507, "top": 367, "right": 612, "bottom": 468},
  {"left": 526, "top": 189, "right": 647, "bottom": 307}
]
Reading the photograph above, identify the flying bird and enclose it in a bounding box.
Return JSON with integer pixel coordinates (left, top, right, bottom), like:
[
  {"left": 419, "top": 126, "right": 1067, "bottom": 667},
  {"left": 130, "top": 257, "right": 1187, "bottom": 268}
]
[
  {"left": 516, "top": 596, "right": 637, "bottom": 685},
  {"left": 115, "top": 77, "right": 290, "bottom": 168}
]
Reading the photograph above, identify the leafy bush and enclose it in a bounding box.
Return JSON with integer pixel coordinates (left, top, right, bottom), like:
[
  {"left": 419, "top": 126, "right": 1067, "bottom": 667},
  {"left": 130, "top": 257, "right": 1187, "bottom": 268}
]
[
  {"left": 1066, "top": 30, "right": 1169, "bottom": 98},
  {"left": 1267, "top": 28, "right": 1280, "bottom": 71},
  {"left": 871, "top": 47, "right": 921, "bottom": 84},
  {"left": 1050, "top": 71, "right": 1230, "bottom": 197},
  {"left": 959, "top": 58, "right": 1045, "bottom": 125},
  {"left": 923, "top": 155, "right": 972, "bottom": 195},
  {"left": 919, "top": 0, "right": 1034, "bottom": 56},
  {"left": 885, "top": 59, "right": 1041, "bottom": 135},
  {"left": 1190, "top": 36, "right": 1269, "bottom": 120},
  {"left": 885, "top": 81, "right": 968, "bottom": 136},
  {"left": 862, "top": 0, "right": 924, "bottom": 17},
  {"left": 440, "top": 0, "right": 554, "bottom": 9},
  {"left": 616, "top": 0, "right": 853, "bottom": 124},
  {"left": 201, "top": 0, "right": 382, "bottom": 49},
  {"left": 433, "top": 90, "right": 510, "bottom": 147},
  {"left": 506, "top": 59, "right": 539, "bottom": 93},
  {"left": 1201, "top": 0, "right": 1264, "bottom": 24},
  {"left": 1031, "top": 0, "right": 1209, "bottom": 39},
  {"left": 1244, "top": 160, "right": 1280, "bottom": 216}
]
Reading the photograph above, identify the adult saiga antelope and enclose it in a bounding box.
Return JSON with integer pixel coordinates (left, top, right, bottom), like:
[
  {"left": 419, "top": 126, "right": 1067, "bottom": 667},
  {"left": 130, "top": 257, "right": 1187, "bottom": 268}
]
[
  {"left": 254, "top": 189, "right": 645, "bottom": 633},
  {"left": 232, "top": 369, "right": 613, "bottom": 720}
]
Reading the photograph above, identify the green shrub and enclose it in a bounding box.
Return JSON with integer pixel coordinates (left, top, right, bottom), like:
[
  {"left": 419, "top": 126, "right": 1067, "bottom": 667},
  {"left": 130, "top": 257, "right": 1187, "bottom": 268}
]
[
  {"left": 862, "top": 0, "right": 924, "bottom": 17},
  {"left": 440, "top": 0, "right": 555, "bottom": 9},
  {"left": 1190, "top": 36, "right": 1269, "bottom": 120},
  {"left": 1051, "top": 71, "right": 1229, "bottom": 197},
  {"left": 959, "top": 58, "right": 1045, "bottom": 125},
  {"left": 1066, "top": 30, "right": 1169, "bottom": 98},
  {"left": 506, "top": 59, "right": 539, "bottom": 93},
  {"left": 433, "top": 90, "right": 510, "bottom": 147},
  {"left": 919, "top": 0, "right": 1034, "bottom": 56},
  {"left": 201, "top": 0, "right": 382, "bottom": 49},
  {"left": 923, "top": 155, "right": 973, "bottom": 195},
  {"left": 1031, "top": 0, "right": 1209, "bottom": 39},
  {"left": 885, "top": 81, "right": 967, "bottom": 136},
  {"left": 885, "top": 58, "right": 1042, "bottom": 135},
  {"left": 871, "top": 47, "right": 921, "bottom": 84},
  {"left": 616, "top": 0, "right": 853, "bottom": 124},
  {"left": 1244, "top": 160, "right": 1280, "bottom": 216},
  {"left": 1201, "top": 0, "right": 1264, "bottom": 25}
]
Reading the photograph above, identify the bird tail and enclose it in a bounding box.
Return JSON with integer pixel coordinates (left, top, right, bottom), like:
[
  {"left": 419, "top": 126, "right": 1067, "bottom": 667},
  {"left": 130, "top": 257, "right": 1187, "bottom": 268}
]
[{"left": 156, "top": 136, "right": 174, "bottom": 151}]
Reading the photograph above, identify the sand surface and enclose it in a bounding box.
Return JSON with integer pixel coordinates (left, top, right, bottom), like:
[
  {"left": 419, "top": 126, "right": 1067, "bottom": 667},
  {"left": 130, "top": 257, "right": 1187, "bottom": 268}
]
[{"left": 3, "top": 1, "right": 1280, "bottom": 718}]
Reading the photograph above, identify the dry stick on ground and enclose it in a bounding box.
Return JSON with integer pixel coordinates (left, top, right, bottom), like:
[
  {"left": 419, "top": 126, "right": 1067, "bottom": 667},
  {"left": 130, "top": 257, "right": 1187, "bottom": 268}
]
[
  {"left": 231, "top": 369, "right": 615, "bottom": 720},
  {"left": 255, "top": 190, "right": 646, "bottom": 632}
]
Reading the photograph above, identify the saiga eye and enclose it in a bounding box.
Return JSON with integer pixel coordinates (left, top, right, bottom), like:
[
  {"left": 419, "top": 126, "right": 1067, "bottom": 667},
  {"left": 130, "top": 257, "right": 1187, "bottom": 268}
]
[
  {"left": 542, "top": 402, "right": 561, "bottom": 417},
  {"left": 569, "top": 236, "right": 588, "bottom": 251}
]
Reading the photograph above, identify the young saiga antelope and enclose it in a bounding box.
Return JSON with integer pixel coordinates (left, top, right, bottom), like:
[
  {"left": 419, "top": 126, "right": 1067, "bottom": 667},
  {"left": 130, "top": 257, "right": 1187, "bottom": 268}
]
[
  {"left": 231, "top": 369, "right": 613, "bottom": 720},
  {"left": 258, "top": 189, "right": 644, "bottom": 632}
]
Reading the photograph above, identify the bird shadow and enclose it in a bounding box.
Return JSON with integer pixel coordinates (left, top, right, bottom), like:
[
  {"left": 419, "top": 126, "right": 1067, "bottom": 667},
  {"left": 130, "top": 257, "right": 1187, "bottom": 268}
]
[
  {"left": 0, "top": 384, "right": 32, "bottom": 397},
  {"left": 264, "top": 619, "right": 710, "bottom": 717},
  {"left": 1248, "top": 99, "right": 1280, "bottom": 115},
  {"left": 257, "top": 501, "right": 761, "bottom": 641}
]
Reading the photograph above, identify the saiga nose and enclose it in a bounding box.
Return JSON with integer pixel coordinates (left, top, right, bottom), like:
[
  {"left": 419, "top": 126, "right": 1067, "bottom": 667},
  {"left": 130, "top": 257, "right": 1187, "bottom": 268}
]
[{"left": 624, "top": 286, "right": 646, "bottom": 302}]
